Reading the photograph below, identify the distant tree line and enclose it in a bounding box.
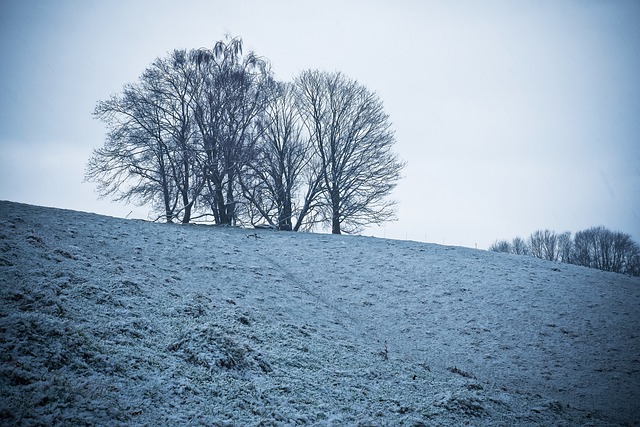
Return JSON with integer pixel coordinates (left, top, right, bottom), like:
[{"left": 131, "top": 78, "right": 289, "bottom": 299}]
[
  {"left": 86, "top": 36, "right": 405, "bottom": 234},
  {"left": 489, "top": 226, "right": 640, "bottom": 277}
]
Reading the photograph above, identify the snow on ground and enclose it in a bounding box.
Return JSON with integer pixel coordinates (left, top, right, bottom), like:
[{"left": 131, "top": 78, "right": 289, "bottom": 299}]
[{"left": 1, "top": 200, "right": 639, "bottom": 426}]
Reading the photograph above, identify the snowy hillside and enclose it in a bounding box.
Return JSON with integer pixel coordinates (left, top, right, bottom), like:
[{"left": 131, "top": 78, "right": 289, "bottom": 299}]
[{"left": 1, "top": 200, "right": 639, "bottom": 426}]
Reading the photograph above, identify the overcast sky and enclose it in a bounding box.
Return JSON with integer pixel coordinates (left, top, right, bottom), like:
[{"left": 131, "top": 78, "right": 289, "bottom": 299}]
[{"left": 1, "top": 0, "right": 639, "bottom": 249}]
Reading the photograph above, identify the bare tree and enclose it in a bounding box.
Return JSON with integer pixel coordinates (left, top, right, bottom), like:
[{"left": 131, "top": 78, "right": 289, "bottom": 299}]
[
  {"left": 489, "top": 237, "right": 529, "bottom": 255},
  {"left": 529, "top": 229, "right": 559, "bottom": 261},
  {"left": 574, "top": 226, "right": 606, "bottom": 270},
  {"left": 573, "top": 229, "right": 593, "bottom": 268},
  {"left": 146, "top": 50, "right": 204, "bottom": 223},
  {"left": 609, "top": 231, "right": 640, "bottom": 274},
  {"left": 190, "top": 36, "right": 272, "bottom": 226},
  {"left": 557, "top": 232, "right": 572, "bottom": 263},
  {"left": 511, "top": 237, "right": 530, "bottom": 255},
  {"left": 574, "top": 226, "right": 640, "bottom": 275},
  {"left": 542, "top": 230, "right": 560, "bottom": 261},
  {"left": 87, "top": 50, "right": 206, "bottom": 224},
  {"left": 240, "top": 81, "right": 323, "bottom": 230},
  {"left": 627, "top": 251, "right": 640, "bottom": 277},
  {"left": 528, "top": 230, "right": 545, "bottom": 259},
  {"left": 295, "top": 70, "right": 405, "bottom": 234},
  {"left": 87, "top": 81, "right": 181, "bottom": 222},
  {"left": 489, "top": 240, "right": 511, "bottom": 253}
]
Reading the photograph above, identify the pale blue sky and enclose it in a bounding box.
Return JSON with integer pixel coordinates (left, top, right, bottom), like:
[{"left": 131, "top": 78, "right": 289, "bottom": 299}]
[{"left": 1, "top": 0, "right": 639, "bottom": 248}]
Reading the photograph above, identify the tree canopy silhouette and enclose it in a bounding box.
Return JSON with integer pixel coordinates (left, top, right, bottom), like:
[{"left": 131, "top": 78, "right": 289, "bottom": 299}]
[{"left": 87, "top": 36, "right": 404, "bottom": 233}]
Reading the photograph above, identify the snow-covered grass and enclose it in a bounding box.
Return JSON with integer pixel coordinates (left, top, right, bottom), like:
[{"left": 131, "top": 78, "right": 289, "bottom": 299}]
[{"left": 1, "top": 200, "right": 639, "bottom": 426}]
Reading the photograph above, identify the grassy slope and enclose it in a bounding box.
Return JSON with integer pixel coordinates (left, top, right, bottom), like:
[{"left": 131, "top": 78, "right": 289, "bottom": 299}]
[{"left": 1, "top": 201, "right": 638, "bottom": 426}]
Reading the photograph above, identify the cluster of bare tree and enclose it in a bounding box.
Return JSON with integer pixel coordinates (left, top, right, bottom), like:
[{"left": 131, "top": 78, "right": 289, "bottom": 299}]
[
  {"left": 489, "top": 227, "right": 640, "bottom": 276},
  {"left": 86, "top": 37, "right": 404, "bottom": 234}
]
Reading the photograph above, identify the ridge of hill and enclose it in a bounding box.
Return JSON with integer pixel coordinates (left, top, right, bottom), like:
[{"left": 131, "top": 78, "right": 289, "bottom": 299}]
[{"left": 1, "top": 200, "right": 639, "bottom": 426}]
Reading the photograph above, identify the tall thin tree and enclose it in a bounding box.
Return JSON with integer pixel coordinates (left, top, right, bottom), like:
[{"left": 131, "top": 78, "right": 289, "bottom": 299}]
[
  {"left": 190, "top": 36, "right": 272, "bottom": 226},
  {"left": 295, "top": 70, "right": 404, "bottom": 234}
]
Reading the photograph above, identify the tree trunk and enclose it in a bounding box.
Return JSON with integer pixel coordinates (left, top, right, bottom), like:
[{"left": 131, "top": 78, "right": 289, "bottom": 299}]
[
  {"left": 216, "top": 185, "right": 229, "bottom": 225},
  {"left": 162, "top": 178, "right": 173, "bottom": 223},
  {"left": 182, "top": 202, "right": 192, "bottom": 224},
  {"left": 181, "top": 158, "right": 191, "bottom": 224},
  {"left": 224, "top": 172, "right": 235, "bottom": 226},
  {"left": 331, "top": 196, "right": 341, "bottom": 234},
  {"left": 293, "top": 197, "right": 311, "bottom": 232},
  {"left": 279, "top": 198, "right": 293, "bottom": 231},
  {"left": 331, "top": 214, "right": 341, "bottom": 234}
]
